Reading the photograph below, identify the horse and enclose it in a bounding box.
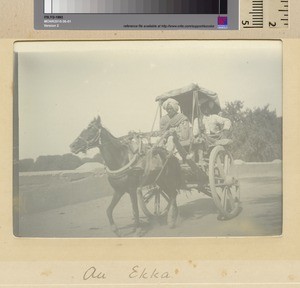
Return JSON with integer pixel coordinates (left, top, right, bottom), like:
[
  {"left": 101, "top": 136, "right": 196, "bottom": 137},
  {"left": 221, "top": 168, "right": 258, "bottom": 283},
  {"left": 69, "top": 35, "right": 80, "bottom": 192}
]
[{"left": 69, "top": 116, "right": 182, "bottom": 236}]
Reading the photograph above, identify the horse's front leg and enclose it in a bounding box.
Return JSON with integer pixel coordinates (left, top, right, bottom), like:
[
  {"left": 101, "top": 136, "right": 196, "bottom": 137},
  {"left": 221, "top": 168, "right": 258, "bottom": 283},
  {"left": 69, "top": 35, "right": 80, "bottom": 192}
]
[
  {"left": 106, "top": 191, "right": 124, "bottom": 236},
  {"left": 129, "top": 189, "right": 143, "bottom": 236}
]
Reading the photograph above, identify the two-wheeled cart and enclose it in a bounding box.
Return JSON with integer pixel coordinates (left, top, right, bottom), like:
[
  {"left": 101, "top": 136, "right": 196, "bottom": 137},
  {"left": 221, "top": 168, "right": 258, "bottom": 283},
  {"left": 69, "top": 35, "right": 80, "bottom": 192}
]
[{"left": 137, "top": 84, "right": 241, "bottom": 220}]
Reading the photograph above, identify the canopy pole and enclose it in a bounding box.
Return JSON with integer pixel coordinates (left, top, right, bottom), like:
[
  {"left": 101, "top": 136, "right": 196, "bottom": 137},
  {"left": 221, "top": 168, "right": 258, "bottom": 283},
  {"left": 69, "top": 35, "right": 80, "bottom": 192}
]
[
  {"left": 189, "top": 91, "right": 197, "bottom": 153},
  {"left": 149, "top": 102, "right": 161, "bottom": 139},
  {"left": 159, "top": 101, "right": 162, "bottom": 119},
  {"left": 197, "top": 96, "right": 203, "bottom": 137}
]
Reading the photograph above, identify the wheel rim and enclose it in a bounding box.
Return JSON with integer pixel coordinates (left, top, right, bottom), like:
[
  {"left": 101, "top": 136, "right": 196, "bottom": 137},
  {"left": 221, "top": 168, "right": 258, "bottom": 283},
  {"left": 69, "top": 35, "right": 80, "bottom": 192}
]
[{"left": 209, "top": 146, "right": 240, "bottom": 219}]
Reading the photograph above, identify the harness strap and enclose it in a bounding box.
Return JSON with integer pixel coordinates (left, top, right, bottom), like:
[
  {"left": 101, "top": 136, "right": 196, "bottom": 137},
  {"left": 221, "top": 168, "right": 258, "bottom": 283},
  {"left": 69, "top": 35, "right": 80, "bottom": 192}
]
[
  {"left": 153, "top": 155, "right": 170, "bottom": 184},
  {"left": 105, "top": 154, "right": 140, "bottom": 179}
]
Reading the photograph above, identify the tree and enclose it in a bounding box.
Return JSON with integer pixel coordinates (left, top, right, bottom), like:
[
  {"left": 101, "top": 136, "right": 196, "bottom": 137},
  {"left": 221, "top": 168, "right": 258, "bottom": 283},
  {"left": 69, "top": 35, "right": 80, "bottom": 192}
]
[
  {"left": 19, "top": 158, "right": 35, "bottom": 172},
  {"left": 61, "top": 153, "right": 82, "bottom": 170},
  {"left": 221, "top": 101, "right": 282, "bottom": 162},
  {"left": 34, "top": 155, "right": 63, "bottom": 171},
  {"left": 33, "top": 154, "right": 82, "bottom": 171}
]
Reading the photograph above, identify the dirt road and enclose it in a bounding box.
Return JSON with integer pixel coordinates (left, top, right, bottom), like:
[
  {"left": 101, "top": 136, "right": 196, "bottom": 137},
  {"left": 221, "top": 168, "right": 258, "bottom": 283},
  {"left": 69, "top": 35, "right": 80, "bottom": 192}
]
[{"left": 18, "top": 177, "right": 282, "bottom": 237}]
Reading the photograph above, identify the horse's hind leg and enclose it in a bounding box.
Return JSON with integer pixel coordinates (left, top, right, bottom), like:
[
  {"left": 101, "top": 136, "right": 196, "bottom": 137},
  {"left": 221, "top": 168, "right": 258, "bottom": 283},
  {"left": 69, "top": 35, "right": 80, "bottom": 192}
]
[
  {"left": 167, "top": 192, "right": 178, "bottom": 229},
  {"left": 106, "top": 191, "right": 124, "bottom": 236}
]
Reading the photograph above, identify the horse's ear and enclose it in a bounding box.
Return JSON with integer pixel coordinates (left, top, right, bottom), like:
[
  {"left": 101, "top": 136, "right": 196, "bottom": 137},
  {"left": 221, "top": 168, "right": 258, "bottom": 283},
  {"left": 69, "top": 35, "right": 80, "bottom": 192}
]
[{"left": 97, "top": 115, "right": 101, "bottom": 124}]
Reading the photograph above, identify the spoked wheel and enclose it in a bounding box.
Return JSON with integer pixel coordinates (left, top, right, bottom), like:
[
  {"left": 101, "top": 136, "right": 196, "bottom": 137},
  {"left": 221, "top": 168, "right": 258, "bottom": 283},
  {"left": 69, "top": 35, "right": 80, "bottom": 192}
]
[
  {"left": 137, "top": 185, "right": 171, "bottom": 218},
  {"left": 209, "top": 146, "right": 241, "bottom": 219}
]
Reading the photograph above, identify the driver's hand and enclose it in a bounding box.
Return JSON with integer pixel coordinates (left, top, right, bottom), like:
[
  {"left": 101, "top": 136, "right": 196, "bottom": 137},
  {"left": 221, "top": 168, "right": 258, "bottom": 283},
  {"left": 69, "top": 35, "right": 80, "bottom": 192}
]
[
  {"left": 166, "top": 128, "right": 176, "bottom": 136},
  {"left": 221, "top": 129, "right": 230, "bottom": 138}
]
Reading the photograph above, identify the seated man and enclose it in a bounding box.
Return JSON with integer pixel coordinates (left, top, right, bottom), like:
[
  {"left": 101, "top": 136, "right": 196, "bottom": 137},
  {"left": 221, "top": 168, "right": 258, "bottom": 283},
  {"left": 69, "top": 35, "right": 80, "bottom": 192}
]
[
  {"left": 160, "top": 99, "right": 210, "bottom": 191},
  {"left": 160, "top": 98, "right": 191, "bottom": 155},
  {"left": 193, "top": 101, "right": 232, "bottom": 144}
]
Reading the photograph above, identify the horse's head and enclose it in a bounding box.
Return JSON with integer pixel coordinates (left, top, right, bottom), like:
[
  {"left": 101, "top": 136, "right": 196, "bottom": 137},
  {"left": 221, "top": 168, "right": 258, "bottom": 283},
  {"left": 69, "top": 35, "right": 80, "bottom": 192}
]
[{"left": 70, "top": 116, "right": 102, "bottom": 154}]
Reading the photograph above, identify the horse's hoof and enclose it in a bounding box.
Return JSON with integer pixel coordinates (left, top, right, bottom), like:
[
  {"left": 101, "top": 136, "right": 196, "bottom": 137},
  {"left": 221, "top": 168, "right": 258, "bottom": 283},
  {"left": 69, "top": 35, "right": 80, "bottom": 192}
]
[
  {"left": 168, "top": 222, "right": 176, "bottom": 229},
  {"left": 217, "top": 214, "right": 226, "bottom": 221},
  {"left": 167, "top": 212, "right": 178, "bottom": 229},
  {"left": 111, "top": 225, "right": 121, "bottom": 237},
  {"left": 135, "top": 227, "right": 144, "bottom": 237}
]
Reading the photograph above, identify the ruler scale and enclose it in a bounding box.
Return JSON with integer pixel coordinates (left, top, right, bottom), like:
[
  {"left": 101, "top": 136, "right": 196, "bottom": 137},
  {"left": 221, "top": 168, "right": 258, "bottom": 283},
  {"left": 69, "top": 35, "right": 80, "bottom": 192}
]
[
  {"left": 241, "top": 0, "right": 263, "bottom": 28},
  {"left": 266, "top": 0, "right": 289, "bottom": 28},
  {"left": 241, "top": 0, "right": 289, "bottom": 29}
]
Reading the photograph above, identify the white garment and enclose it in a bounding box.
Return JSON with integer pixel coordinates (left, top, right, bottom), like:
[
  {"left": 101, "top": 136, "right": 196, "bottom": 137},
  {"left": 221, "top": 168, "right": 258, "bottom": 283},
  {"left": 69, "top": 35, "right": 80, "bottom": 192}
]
[{"left": 193, "top": 115, "right": 231, "bottom": 135}]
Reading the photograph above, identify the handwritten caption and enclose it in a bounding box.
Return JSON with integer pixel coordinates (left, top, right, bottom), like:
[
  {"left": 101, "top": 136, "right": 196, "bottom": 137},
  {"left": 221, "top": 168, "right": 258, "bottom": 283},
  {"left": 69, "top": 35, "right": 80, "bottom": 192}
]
[{"left": 83, "top": 265, "right": 172, "bottom": 281}]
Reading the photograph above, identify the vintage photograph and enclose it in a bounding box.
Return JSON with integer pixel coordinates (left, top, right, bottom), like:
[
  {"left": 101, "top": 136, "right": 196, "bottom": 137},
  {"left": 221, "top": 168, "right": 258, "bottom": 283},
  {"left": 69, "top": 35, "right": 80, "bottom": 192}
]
[{"left": 14, "top": 40, "right": 282, "bottom": 238}]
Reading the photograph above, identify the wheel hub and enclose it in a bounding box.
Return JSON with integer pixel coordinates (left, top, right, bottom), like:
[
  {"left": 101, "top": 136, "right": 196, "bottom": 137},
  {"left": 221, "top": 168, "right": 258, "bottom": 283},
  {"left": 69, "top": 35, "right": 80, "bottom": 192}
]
[{"left": 224, "top": 176, "right": 235, "bottom": 186}]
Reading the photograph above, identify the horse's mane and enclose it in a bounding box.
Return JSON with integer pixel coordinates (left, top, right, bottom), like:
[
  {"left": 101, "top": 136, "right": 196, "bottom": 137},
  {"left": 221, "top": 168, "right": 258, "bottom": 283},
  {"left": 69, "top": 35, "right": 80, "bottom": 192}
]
[{"left": 101, "top": 126, "right": 127, "bottom": 150}]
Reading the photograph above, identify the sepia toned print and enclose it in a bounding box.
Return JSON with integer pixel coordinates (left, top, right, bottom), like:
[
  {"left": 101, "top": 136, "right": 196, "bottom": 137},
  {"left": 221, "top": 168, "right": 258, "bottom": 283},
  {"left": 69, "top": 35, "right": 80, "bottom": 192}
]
[{"left": 14, "top": 40, "right": 282, "bottom": 238}]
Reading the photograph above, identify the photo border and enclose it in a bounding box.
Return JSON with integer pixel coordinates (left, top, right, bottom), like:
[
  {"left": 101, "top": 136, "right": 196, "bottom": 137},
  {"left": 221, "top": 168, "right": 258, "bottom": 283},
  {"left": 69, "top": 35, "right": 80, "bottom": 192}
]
[{"left": 0, "top": 0, "right": 299, "bottom": 286}]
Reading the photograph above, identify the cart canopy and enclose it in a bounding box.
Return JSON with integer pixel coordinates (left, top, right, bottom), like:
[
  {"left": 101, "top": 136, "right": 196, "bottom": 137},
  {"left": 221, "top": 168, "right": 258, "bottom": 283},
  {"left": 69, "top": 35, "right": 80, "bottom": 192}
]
[{"left": 156, "top": 83, "right": 221, "bottom": 121}]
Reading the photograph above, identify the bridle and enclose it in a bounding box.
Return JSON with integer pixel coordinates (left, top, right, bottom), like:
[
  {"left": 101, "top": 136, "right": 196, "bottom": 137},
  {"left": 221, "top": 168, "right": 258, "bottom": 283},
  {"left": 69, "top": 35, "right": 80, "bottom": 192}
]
[{"left": 78, "top": 123, "right": 102, "bottom": 151}]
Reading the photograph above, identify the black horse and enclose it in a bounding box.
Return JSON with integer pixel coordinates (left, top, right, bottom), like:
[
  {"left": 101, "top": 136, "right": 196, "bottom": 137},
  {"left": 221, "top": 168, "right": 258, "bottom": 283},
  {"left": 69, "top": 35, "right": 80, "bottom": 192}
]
[{"left": 70, "top": 116, "right": 182, "bottom": 236}]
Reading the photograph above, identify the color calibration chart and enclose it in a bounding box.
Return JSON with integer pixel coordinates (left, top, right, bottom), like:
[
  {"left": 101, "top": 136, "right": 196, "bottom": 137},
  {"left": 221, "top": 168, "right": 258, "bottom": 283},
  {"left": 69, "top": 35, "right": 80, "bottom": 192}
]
[
  {"left": 44, "top": 0, "right": 228, "bottom": 14},
  {"left": 34, "top": 0, "right": 289, "bottom": 30},
  {"left": 35, "top": 0, "right": 238, "bottom": 30}
]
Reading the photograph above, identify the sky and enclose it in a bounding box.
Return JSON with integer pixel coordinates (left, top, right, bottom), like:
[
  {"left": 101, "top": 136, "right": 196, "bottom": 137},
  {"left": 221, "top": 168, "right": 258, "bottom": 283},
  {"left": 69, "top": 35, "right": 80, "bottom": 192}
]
[{"left": 16, "top": 41, "right": 282, "bottom": 160}]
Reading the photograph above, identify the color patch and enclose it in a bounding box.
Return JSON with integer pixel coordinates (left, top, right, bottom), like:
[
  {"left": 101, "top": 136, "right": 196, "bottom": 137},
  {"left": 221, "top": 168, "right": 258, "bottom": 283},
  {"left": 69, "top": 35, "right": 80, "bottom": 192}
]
[{"left": 218, "top": 16, "right": 228, "bottom": 29}]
